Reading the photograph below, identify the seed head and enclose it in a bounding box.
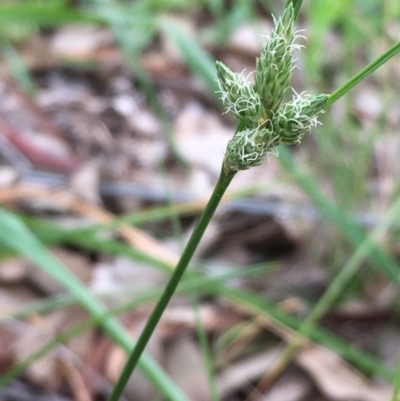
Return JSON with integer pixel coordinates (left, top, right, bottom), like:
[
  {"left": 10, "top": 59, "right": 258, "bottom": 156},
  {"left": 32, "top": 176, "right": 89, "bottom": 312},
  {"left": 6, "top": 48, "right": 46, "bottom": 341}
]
[
  {"left": 254, "top": 4, "right": 302, "bottom": 116},
  {"left": 224, "top": 126, "right": 279, "bottom": 173},
  {"left": 270, "top": 93, "right": 328, "bottom": 144},
  {"left": 217, "top": 4, "right": 328, "bottom": 173},
  {"left": 216, "top": 61, "right": 265, "bottom": 126}
]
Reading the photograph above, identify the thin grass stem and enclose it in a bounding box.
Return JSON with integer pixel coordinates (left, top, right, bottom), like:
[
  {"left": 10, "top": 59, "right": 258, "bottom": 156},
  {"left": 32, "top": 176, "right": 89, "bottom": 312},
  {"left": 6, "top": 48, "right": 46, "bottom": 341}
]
[
  {"left": 0, "top": 208, "right": 189, "bottom": 401},
  {"left": 252, "top": 194, "right": 400, "bottom": 390},
  {"left": 391, "top": 358, "right": 400, "bottom": 401},
  {"left": 107, "top": 166, "right": 235, "bottom": 401},
  {"left": 192, "top": 296, "right": 220, "bottom": 401},
  {"left": 286, "top": 0, "right": 303, "bottom": 20},
  {"left": 1, "top": 268, "right": 258, "bottom": 390},
  {"left": 326, "top": 40, "right": 400, "bottom": 107}
]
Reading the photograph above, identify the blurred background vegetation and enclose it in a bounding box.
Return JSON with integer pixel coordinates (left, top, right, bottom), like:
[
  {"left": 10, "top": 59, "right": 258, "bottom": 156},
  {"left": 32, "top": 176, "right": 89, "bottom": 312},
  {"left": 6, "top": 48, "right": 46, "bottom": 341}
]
[{"left": 0, "top": 0, "right": 399, "bottom": 400}]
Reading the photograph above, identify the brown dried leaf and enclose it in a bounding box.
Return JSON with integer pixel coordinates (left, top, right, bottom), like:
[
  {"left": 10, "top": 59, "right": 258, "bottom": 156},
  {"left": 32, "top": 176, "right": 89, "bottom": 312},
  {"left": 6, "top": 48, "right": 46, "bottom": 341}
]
[
  {"left": 353, "top": 85, "right": 383, "bottom": 127},
  {"left": 91, "top": 257, "right": 167, "bottom": 306},
  {"left": 15, "top": 320, "right": 62, "bottom": 390},
  {"left": 0, "top": 285, "right": 39, "bottom": 317},
  {"left": 15, "top": 306, "right": 94, "bottom": 390},
  {"left": 262, "top": 367, "right": 315, "bottom": 401},
  {"left": 228, "top": 22, "right": 273, "bottom": 57},
  {"left": 174, "top": 104, "right": 232, "bottom": 177},
  {"left": 165, "top": 336, "right": 210, "bottom": 401},
  {"left": 69, "top": 161, "right": 101, "bottom": 205},
  {"left": 50, "top": 25, "right": 113, "bottom": 60},
  {"left": 296, "top": 344, "right": 392, "bottom": 401},
  {"left": 217, "top": 347, "right": 282, "bottom": 398},
  {"left": 0, "top": 167, "right": 18, "bottom": 188},
  {"left": 0, "top": 257, "right": 28, "bottom": 283}
]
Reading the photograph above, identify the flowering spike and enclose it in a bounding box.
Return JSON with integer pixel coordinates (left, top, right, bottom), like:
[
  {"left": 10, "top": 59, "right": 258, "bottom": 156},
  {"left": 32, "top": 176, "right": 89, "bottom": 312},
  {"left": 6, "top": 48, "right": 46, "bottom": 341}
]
[
  {"left": 270, "top": 93, "right": 328, "bottom": 144},
  {"left": 254, "top": 4, "right": 301, "bottom": 115},
  {"left": 216, "top": 61, "right": 265, "bottom": 126},
  {"left": 224, "top": 126, "right": 278, "bottom": 173},
  {"left": 217, "top": 5, "right": 328, "bottom": 173}
]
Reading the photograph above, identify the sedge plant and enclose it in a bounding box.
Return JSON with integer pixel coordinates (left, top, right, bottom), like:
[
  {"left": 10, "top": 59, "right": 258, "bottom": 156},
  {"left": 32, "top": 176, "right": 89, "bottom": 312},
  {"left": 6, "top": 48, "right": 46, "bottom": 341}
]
[{"left": 108, "top": 1, "right": 400, "bottom": 400}]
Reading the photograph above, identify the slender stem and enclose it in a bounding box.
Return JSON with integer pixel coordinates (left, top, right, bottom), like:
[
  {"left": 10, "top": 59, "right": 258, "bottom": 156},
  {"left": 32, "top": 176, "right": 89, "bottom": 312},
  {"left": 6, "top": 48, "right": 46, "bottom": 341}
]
[
  {"left": 255, "top": 194, "right": 400, "bottom": 388},
  {"left": 391, "top": 358, "right": 400, "bottom": 401},
  {"left": 0, "top": 208, "right": 189, "bottom": 401},
  {"left": 191, "top": 296, "right": 219, "bottom": 401},
  {"left": 286, "top": 0, "right": 303, "bottom": 20},
  {"left": 326, "top": 40, "right": 400, "bottom": 107},
  {"left": 107, "top": 166, "right": 236, "bottom": 401}
]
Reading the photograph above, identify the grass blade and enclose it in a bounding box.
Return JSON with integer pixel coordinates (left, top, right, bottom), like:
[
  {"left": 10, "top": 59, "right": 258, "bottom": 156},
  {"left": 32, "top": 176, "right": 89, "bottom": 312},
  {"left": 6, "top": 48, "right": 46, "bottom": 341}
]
[
  {"left": 0, "top": 208, "right": 189, "bottom": 401},
  {"left": 163, "top": 20, "right": 400, "bottom": 286},
  {"left": 0, "top": 5, "right": 101, "bottom": 25},
  {"left": 1, "top": 266, "right": 271, "bottom": 390},
  {"left": 278, "top": 146, "right": 400, "bottom": 286},
  {"left": 219, "top": 287, "right": 394, "bottom": 381},
  {"left": 160, "top": 18, "right": 219, "bottom": 94}
]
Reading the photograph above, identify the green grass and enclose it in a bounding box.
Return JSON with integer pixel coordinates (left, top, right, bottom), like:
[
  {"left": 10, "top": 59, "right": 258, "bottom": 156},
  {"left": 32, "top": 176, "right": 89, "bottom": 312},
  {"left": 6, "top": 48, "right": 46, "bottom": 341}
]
[
  {"left": 0, "top": 264, "right": 272, "bottom": 390},
  {"left": 0, "top": 208, "right": 189, "bottom": 401},
  {"left": 0, "top": 0, "right": 400, "bottom": 399}
]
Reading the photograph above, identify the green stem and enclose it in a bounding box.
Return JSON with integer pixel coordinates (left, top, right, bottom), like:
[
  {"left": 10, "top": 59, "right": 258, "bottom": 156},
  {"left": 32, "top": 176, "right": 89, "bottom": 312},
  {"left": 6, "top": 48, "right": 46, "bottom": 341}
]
[
  {"left": 391, "top": 358, "right": 400, "bottom": 401},
  {"left": 107, "top": 166, "right": 236, "bottom": 401},
  {"left": 1, "top": 267, "right": 258, "bottom": 390},
  {"left": 263, "top": 194, "right": 400, "bottom": 380},
  {"left": 326, "top": 40, "right": 400, "bottom": 107},
  {"left": 0, "top": 208, "right": 189, "bottom": 401},
  {"left": 286, "top": 0, "right": 303, "bottom": 20},
  {"left": 191, "top": 296, "right": 219, "bottom": 401}
]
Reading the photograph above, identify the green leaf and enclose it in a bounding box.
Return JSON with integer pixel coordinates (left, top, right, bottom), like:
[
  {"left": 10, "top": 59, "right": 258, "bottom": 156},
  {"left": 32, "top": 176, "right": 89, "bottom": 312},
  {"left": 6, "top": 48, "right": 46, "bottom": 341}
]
[{"left": 0, "top": 208, "right": 189, "bottom": 401}]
